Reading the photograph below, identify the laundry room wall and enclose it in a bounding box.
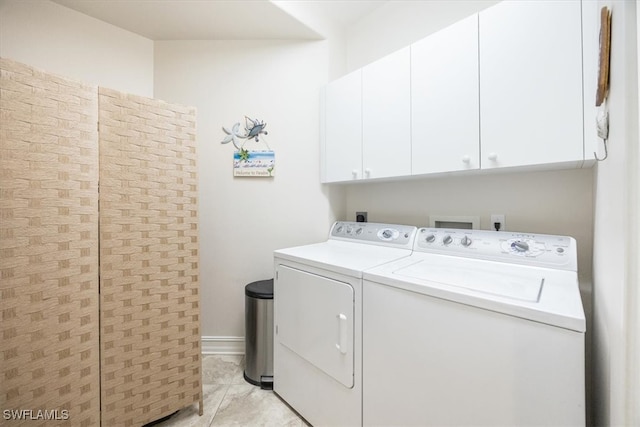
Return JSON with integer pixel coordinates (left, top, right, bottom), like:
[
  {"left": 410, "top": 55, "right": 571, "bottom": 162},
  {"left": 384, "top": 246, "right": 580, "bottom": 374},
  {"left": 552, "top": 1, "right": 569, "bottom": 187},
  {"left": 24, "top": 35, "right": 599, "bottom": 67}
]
[
  {"left": 343, "top": 170, "right": 594, "bottom": 283},
  {"left": 154, "top": 40, "right": 344, "bottom": 349},
  {"left": 0, "top": 0, "right": 154, "bottom": 97},
  {"left": 591, "top": 1, "right": 639, "bottom": 425},
  {"left": 270, "top": 1, "right": 350, "bottom": 81}
]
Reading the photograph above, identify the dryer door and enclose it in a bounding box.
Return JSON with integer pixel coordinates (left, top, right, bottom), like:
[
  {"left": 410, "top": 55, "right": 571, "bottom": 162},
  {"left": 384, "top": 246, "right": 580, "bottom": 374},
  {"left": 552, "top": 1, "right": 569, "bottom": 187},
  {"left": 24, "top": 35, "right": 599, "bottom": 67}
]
[{"left": 275, "top": 265, "right": 354, "bottom": 388}]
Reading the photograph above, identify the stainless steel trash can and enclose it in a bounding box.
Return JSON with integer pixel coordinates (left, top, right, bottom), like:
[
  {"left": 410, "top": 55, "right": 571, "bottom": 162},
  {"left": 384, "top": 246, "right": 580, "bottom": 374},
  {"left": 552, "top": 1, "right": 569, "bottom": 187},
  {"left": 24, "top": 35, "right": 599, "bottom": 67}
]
[{"left": 244, "top": 279, "right": 273, "bottom": 389}]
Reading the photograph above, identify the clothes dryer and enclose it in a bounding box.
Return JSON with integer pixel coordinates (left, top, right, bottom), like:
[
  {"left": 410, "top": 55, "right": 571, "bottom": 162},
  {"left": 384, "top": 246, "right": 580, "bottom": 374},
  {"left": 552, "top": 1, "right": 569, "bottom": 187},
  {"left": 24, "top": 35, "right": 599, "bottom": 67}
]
[{"left": 273, "top": 222, "right": 417, "bottom": 427}]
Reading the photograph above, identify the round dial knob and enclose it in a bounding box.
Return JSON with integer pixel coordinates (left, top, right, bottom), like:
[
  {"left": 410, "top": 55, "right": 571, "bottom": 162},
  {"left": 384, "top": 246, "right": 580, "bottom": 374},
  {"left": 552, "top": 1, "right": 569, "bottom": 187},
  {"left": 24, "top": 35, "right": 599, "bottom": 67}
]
[
  {"left": 336, "top": 226, "right": 343, "bottom": 233},
  {"left": 425, "top": 234, "right": 436, "bottom": 243},
  {"left": 346, "top": 226, "right": 353, "bottom": 234},
  {"left": 511, "top": 241, "right": 529, "bottom": 252},
  {"left": 442, "top": 235, "right": 453, "bottom": 245},
  {"left": 460, "top": 236, "right": 472, "bottom": 247},
  {"left": 356, "top": 227, "right": 363, "bottom": 235},
  {"left": 382, "top": 229, "right": 393, "bottom": 239}
]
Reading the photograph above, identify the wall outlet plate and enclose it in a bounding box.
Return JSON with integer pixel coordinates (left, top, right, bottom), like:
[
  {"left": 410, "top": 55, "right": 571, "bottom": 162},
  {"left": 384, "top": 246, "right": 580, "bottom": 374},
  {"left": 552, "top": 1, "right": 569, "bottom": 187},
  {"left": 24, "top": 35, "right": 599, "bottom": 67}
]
[
  {"left": 356, "top": 211, "right": 368, "bottom": 222},
  {"left": 490, "top": 214, "right": 505, "bottom": 231}
]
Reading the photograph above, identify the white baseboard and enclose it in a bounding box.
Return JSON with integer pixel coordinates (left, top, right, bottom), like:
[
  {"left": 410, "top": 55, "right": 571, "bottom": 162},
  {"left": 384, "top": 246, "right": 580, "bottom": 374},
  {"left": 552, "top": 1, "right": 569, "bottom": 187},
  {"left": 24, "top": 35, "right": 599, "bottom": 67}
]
[{"left": 201, "top": 336, "right": 245, "bottom": 355}]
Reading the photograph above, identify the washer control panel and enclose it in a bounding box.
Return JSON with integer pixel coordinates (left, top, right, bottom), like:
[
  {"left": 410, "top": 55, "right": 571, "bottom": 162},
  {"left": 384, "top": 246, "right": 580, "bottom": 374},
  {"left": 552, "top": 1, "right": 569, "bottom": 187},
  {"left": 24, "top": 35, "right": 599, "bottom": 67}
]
[
  {"left": 331, "top": 222, "right": 416, "bottom": 248},
  {"left": 416, "top": 228, "right": 577, "bottom": 271}
]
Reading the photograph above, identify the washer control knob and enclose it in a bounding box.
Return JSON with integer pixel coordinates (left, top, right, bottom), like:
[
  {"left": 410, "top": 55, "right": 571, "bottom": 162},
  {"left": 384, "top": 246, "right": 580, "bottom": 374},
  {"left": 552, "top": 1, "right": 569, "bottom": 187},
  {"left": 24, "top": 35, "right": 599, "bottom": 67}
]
[
  {"left": 425, "top": 234, "right": 436, "bottom": 243},
  {"left": 346, "top": 226, "right": 353, "bottom": 234},
  {"left": 356, "top": 227, "right": 363, "bottom": 235},
  {"left": 442, "top": 235, "right": 453, "bottom": 245},
  {"left": 336, "top": 225, "right": 343, "bottom": 233},
  {"left": 512, "top": 241, "right": 529, "bottom": 252},
  {"left": 382, "top": 229, "right": 393, "bottom": 239},
  {"left": 460, "top": 236, "right": 472, "bottom": 247}
]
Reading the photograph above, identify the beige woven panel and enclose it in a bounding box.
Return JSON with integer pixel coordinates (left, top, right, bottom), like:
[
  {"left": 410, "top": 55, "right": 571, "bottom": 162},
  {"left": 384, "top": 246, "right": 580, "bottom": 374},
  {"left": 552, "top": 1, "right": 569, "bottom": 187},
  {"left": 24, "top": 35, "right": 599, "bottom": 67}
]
[
  {"left": 0, "top": 58, "right": 100, "bottom": 426},
  {"left": 98, "top": 87, "right": 202, "bottom": 426}
]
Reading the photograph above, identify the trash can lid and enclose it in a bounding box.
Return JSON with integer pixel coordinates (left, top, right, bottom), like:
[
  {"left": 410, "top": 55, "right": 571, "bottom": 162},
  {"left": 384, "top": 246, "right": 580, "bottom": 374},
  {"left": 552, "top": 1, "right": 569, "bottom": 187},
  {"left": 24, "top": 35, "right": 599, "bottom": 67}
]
[{"left": 245, "top": 279, "right": 273, "bottom": 299}]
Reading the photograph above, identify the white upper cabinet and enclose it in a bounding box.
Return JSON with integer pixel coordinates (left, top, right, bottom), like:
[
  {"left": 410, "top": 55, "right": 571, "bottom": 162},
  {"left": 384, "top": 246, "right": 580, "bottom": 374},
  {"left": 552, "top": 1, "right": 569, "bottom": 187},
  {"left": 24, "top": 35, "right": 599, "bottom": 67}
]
[
  {"left": 323, "top": 69, "right": 362, "bottom": 183},
  {"left": 321, "top": 1, "right": 592, "bottom": 183},
  {"left": 411, "top": 14, "right": 480, "bottom": 175},
  {"left": 479, "top": 0, "right": 584, "bottom": 169},
  {"left": 362, "top": 47, "right": 412, "bottom": 180}
]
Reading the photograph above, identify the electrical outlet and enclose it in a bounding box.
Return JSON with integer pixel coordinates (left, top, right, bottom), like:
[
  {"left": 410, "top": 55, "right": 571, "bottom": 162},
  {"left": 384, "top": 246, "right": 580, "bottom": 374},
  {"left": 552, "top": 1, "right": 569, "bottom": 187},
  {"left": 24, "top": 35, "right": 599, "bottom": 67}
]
[
  {"left": 490, "top": 214, "right": 505, "bottom": 231},
  {"left": 356, "top": 211, "right": 368, "bottom": 223}
]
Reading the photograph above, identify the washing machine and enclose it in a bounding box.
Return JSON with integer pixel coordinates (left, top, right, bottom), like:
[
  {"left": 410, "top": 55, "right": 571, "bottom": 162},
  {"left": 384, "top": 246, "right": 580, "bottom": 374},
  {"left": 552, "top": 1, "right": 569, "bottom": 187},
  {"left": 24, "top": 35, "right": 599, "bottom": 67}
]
[
  {"left": 362, "top": 228, "right": 586, "bottom": 426},
  {"left": 273, "top": 221, "right": 417, "bottom": 427}
]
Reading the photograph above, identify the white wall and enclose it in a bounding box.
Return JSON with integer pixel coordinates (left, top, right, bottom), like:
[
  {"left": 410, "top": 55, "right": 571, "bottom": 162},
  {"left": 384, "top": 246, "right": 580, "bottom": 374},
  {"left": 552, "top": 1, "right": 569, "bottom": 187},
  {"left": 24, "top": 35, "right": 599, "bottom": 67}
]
[
  {"left": 345, "top": 0, "right": 499, "bottom": 71},
  {"left": 271, "top": 1, "right": 349, "bottom": 80},
  {"left": 154, "top": 40, "right": 344, "bottom": 340},
  {"left": 343, "top": 169, "right": 594, "bottom": 284},
  {"left": 632, "top": 5, "right": 640, "bottom": 424},
  {"left": 592, "top": 1, "right": 639, "bottom": 425},
  {"left": 0, "top": 0, "right": 153, "bottom": 97}
]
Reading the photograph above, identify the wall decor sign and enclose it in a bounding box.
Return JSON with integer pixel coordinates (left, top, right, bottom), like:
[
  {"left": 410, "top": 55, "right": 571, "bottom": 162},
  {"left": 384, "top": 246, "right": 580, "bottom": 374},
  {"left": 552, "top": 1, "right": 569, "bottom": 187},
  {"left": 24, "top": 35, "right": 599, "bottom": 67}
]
[
  {"left": 221, "top": 116, "right": 275, "bottom": 177},
  {"left": 233, "top": 150, "right": 275, "bottom": 177}
]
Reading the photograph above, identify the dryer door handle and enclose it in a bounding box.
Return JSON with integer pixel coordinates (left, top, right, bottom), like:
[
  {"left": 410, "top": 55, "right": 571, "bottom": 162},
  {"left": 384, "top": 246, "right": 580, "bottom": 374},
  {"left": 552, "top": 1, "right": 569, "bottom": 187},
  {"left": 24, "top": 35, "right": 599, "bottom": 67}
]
[{"left": 335, "top": 313, "right": 348, "bottom": 354}]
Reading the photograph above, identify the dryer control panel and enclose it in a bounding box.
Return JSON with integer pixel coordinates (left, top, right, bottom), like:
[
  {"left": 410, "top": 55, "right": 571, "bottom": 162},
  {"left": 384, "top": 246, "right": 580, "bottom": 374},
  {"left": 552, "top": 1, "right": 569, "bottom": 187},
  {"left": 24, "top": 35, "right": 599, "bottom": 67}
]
[
  {"left": 330, "top": 222, "right": 417, "bottom": 249},
  {"left": 415, "top": 228, "right": 577, "bottom": 271}
]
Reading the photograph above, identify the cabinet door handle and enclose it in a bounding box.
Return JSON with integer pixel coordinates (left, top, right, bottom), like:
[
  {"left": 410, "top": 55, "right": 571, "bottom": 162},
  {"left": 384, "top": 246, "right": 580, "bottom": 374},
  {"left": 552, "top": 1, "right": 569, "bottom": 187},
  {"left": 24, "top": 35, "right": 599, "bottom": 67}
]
[
  {"left": 488, "top": 153, "right": 498, "bottom": 161},
  {"left": 352, "top": 169, "right": 359, "bottom": 178},
  {"left": 462, "top": 155, "right": 471, "bottom": 164},
  {"left": 335, "top": 313, "right": 347, "bottom": 354},
  {"left": 364, "top": 168, "right": 371, "bottom": 177}
]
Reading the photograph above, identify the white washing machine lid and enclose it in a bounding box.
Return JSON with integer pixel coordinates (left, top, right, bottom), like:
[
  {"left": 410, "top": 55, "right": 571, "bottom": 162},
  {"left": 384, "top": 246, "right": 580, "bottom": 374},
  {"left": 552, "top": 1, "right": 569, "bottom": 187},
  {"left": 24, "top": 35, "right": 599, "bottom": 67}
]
[
  {"left": 274, "top": 240, "right": 413, "bottom": 278},
  {"left": 394, "top": 258, "right": 544, "bottom": 302},
  {"left": 363, "top": 253, "right": 585, "bottom": 332}
]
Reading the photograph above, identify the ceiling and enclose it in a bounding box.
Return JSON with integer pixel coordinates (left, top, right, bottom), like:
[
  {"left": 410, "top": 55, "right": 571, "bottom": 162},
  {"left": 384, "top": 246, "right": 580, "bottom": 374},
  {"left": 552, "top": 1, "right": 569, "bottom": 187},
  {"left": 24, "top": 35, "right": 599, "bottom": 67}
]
[{"left": 51, "top": 0, "right": 384, "bottom": 40}]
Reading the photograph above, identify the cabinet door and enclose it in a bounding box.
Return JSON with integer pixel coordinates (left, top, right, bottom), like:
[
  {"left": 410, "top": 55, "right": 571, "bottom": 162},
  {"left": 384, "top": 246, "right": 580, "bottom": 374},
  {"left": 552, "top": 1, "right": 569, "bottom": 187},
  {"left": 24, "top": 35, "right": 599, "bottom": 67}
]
[
  {"left": 324, "top": 69, "right": 362, "bottom": 183},
  {"left": 479, "top": 0, "right": 583, "bottom": 169},
  {"left": 362, "top": 47, "right": 411, "bottom": 179},
  {"left": 412, "top": 15, "right": 480, "bottom": 175}
]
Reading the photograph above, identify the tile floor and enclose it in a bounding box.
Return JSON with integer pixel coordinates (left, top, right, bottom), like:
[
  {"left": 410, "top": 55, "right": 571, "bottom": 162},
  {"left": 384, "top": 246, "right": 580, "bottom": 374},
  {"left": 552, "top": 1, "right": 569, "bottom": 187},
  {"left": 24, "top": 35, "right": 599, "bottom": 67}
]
[{"left": 153, "top": 355, "right": 308, "bottom": 427}]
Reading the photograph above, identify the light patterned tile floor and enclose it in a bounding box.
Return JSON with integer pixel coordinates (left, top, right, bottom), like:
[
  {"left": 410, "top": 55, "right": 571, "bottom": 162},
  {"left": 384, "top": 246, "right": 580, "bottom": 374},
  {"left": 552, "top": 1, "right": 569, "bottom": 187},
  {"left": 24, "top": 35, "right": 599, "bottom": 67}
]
[{"left": 152, "top": 355, "right": 306, "bottom": 427}]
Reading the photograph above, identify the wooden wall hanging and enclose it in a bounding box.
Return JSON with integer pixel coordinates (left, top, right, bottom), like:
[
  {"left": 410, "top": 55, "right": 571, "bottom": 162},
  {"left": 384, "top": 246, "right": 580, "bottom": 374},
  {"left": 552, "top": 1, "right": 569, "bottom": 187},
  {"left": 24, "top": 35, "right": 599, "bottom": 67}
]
[{"left": 595, "top": 6, "right": 611, "bottom": 107}]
